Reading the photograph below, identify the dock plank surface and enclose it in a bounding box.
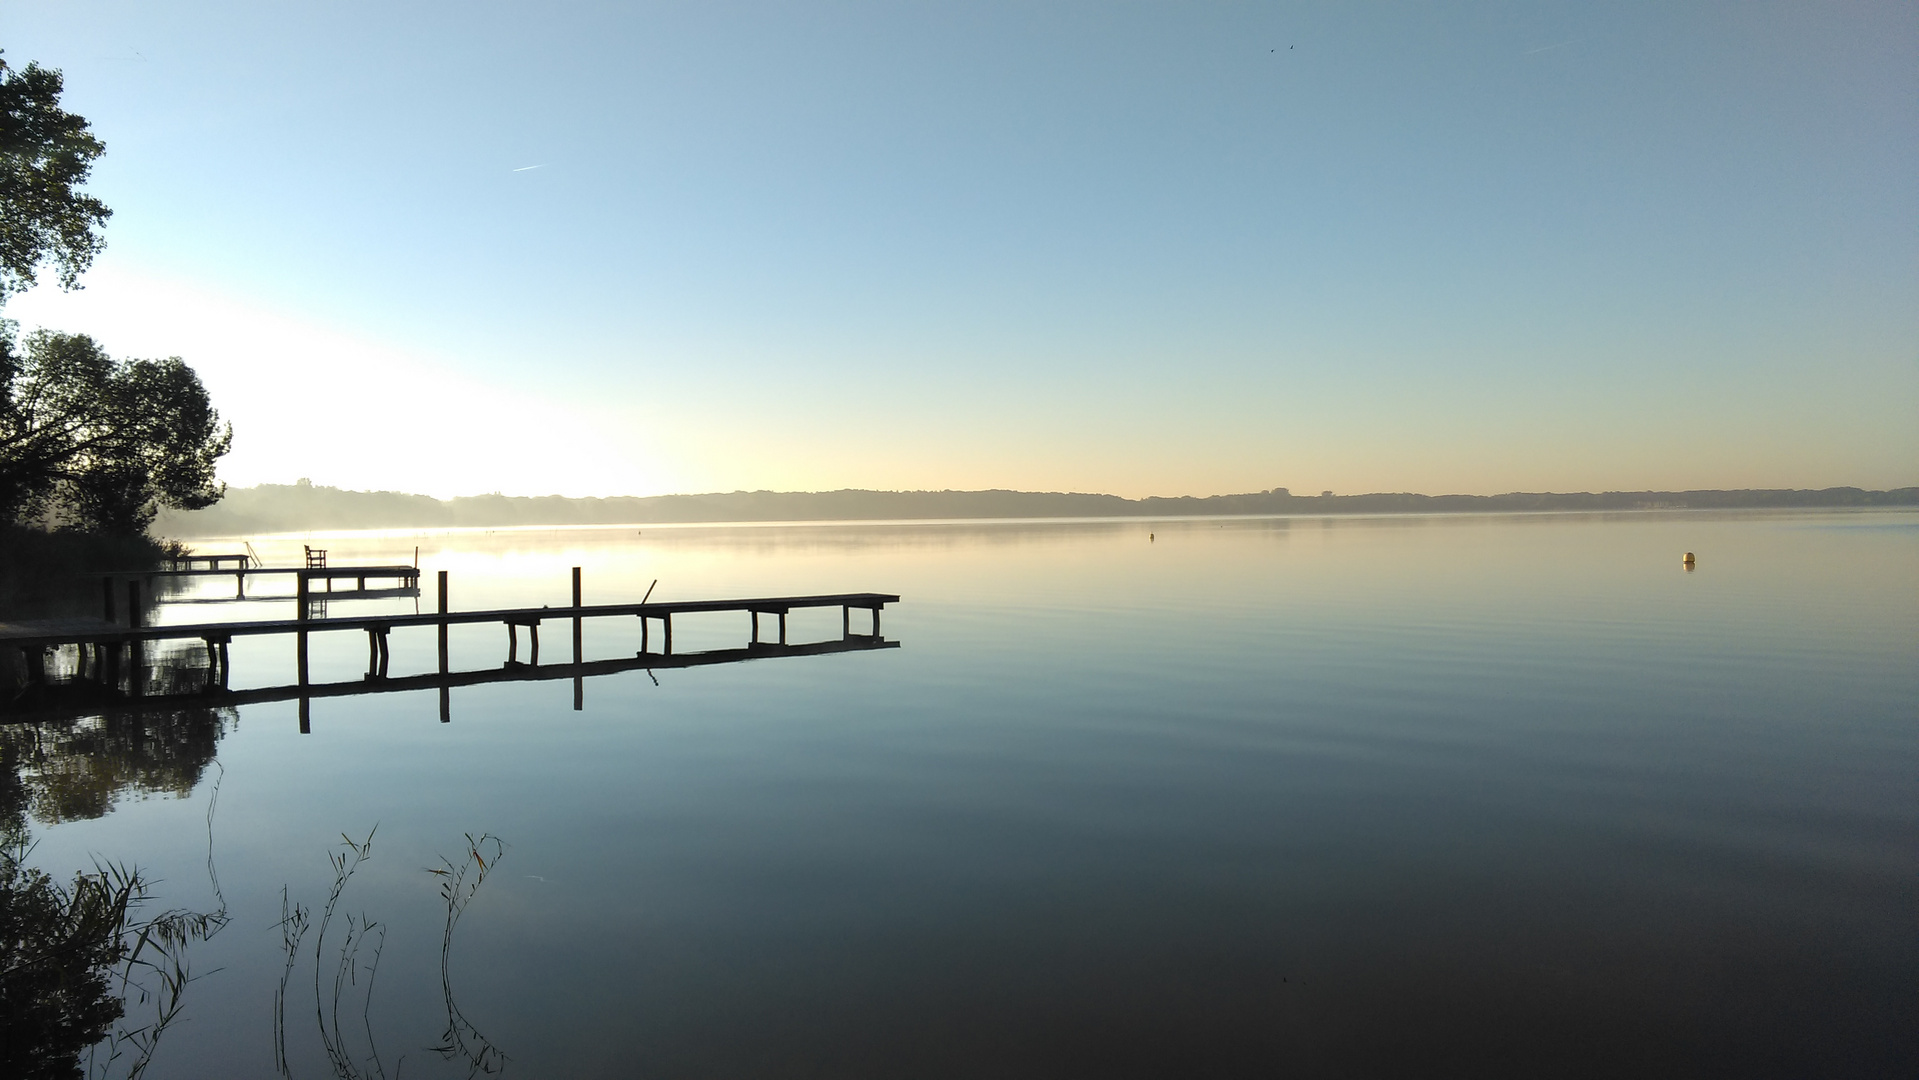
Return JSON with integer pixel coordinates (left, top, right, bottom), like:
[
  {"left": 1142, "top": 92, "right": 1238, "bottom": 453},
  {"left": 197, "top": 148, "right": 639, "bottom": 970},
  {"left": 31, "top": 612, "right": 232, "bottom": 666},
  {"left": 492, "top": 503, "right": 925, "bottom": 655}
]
[{"left": 0, "top": 593, "right": 900, "bottom": 648}]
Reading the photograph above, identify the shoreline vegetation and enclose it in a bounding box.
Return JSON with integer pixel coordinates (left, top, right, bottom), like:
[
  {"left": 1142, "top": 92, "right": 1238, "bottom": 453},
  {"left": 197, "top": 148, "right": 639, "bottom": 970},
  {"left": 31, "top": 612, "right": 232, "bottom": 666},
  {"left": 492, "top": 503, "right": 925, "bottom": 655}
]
[
  {"left": 155, "top": 481, "right": 1918, "bottom": 537},
  {"left": 0, "top": 526, "right": 179, "bottom": 619}
]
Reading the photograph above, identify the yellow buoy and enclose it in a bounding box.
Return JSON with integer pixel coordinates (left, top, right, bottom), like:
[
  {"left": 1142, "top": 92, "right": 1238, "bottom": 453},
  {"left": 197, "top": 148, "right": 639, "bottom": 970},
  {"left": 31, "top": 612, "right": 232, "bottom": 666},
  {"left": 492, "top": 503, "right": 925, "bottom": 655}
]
[{"left": 1683, "top": 551, "right": 1696, "bottom": 570}]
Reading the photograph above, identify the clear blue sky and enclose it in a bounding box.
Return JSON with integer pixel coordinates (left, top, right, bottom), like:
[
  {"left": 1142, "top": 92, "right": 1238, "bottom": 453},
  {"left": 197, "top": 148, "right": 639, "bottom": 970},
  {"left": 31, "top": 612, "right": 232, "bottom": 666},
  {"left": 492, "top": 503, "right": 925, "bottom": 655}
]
[{"left": 4, "top": 1, "right": 1914, "bottom": 497}]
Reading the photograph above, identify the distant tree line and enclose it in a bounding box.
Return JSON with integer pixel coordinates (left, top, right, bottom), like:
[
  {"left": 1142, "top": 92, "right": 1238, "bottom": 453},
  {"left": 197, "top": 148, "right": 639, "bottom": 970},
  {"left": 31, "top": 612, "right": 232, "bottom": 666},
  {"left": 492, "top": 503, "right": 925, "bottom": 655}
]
[{"left": 155, "top": 481, "right": 1919, "bottom": 535}]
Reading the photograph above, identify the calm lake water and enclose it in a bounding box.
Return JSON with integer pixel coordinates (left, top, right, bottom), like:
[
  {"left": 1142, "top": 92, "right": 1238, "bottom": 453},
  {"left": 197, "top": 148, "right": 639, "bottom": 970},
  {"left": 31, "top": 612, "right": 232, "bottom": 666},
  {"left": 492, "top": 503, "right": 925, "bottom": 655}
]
[{"left": 13, "top": 510, "right": 1917, "bottom": 1077}]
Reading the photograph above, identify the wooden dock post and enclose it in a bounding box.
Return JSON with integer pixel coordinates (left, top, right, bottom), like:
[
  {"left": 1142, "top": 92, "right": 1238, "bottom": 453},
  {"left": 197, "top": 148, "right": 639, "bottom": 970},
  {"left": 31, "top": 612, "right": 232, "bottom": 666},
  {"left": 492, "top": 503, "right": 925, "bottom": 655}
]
[
  {"left": 664, "top": 613, "right": 673, "bottom": 656},
  {"left": 505, "top": 616, "right": 541, "bottom": 666},
  {"left": 296, "top": 571, "right": 310, "bottom": 687},
  {"left": 365, "top": 626, "right": 390, "bottom": 679},
  {"left": 125, "top": 578, "right": 145, "bottom": 693},
  {"left": 437, "top": 571, "right": 449, "bottom": 675},
  {"left": 842, "top": 604, "right": 850, "bottom": 640},
  {"left": 103, "top": 577, "right": 115, "bottom": 623},
  {"left": 572, "top": 566, "right": 585, "bottom": 710}
]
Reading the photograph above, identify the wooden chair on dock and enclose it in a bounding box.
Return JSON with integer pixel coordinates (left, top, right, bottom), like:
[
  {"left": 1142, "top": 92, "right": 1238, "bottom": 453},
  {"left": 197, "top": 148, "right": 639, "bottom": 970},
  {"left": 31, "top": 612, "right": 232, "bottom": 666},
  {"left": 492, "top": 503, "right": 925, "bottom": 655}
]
[{"left": 304, "top": 545, "right": 327, "bottom": 569}]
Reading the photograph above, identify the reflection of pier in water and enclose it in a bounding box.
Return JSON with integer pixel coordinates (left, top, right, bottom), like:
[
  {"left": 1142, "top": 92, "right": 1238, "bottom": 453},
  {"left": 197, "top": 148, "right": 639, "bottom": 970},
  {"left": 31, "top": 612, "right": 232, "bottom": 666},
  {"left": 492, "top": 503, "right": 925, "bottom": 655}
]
[{"left": 3, "top": 569, "right": 901, "bottom": 730}]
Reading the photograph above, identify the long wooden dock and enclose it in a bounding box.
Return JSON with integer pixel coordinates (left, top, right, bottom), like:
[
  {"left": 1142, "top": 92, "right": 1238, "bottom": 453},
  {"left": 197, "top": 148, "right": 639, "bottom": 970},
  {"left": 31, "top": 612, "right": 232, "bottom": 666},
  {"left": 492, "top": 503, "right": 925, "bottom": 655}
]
[
  {"left": 3, "top": 569, "right": 900, "bottom": 727},
  {"left": 1, "top": 592, "right": 896, "bottom": 652}
]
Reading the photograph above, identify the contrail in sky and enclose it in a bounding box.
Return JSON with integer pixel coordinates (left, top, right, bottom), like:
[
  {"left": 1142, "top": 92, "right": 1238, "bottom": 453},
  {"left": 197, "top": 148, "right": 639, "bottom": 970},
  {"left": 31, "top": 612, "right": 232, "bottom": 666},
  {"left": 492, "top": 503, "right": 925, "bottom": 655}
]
[
  {"left": 1524, "top": 40, "right": 1578, "bottom": 54},
  {"left": 512, "top": 164, "right": 547, "bottom": 172}
]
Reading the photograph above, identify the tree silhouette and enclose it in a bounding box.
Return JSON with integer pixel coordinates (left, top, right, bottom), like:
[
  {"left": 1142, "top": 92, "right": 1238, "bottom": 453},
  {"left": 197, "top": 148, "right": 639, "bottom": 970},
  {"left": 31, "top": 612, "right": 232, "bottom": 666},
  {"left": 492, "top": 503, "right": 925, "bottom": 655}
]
[
  {"left": 0, "top": 329, "right": 229, "bottom": 534},
  {"left": 0, "top": 52, "right": 111, "bottom": 304}
]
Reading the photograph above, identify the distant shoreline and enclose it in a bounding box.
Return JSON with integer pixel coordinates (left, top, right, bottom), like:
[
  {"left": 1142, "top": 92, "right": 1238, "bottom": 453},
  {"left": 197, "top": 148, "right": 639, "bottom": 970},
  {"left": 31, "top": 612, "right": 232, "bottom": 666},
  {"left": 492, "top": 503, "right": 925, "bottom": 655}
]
[{"left": 152, "top": 483, "right": 1919, "bottom": 538}]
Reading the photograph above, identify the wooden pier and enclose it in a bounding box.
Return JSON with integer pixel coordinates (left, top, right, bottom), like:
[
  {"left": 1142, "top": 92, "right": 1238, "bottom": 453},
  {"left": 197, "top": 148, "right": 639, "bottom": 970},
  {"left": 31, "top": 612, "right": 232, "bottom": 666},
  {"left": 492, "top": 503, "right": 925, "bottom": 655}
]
[
  {"left": 95, "top": 564, "right": 422, "bottom": 600},
  {"left": 164, "top": 552, "right": 251, "bottom": 571},
  {"left": 2, "top": 569, "right": 900, "bottom": 729}
]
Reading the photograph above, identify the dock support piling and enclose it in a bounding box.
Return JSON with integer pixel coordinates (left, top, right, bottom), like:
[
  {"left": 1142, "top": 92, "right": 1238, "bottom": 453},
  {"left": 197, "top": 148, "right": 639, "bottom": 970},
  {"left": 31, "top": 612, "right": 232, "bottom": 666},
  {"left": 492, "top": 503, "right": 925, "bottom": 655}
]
[
  {"left": 103, "top": 578, "right": 115, "bottom": 623},
  {"left": 365, "top": 627, "right": 390, "bottom": 679},
  {"left": 297, "top": 572, "right": 310, "bottom": 686},
  {"left": 437, "top": 571, "right": 449, "bottom": 675},
  {"left": 664, "top": 613, "right": 673, "bottom": 656},
  {"left": 572, "top": 567, "right": 583, "bottom": 665},
  {"left": 842, "top": 605, "right": 849, "bottom": 640},
  {"left": 126, "top": 579, "right": 142, "bottom": 629}
]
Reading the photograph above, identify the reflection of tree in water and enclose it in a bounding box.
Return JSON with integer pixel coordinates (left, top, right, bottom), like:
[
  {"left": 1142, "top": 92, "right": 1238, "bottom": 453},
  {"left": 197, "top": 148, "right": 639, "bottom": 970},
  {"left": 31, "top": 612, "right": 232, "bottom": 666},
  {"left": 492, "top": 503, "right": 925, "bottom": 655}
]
[
  {"left": 0, "top": 703, "right": 234, "bottom": 832},
  {"left": 0, "top": 780, "right": 228, "bottom": 1079},
  {"left": 0, "top": 648, "right": 234, "bottom": 1077},
  {"left": 0, "top": 850, "right": 127, "bottom": 1078},
  {"left": 1, "top": 645, "right": 236, "bottom": 836}
]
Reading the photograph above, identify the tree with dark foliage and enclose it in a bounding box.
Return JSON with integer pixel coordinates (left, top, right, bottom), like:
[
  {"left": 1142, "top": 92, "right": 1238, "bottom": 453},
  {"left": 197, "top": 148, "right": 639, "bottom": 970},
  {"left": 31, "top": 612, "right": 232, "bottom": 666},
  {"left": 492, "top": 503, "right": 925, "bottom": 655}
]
[
  {"left": 0, "top": 328, "right": 229, "bottom": 534},
  {"left": 0, "top": 52, "right": 110, "bottom": 304}
]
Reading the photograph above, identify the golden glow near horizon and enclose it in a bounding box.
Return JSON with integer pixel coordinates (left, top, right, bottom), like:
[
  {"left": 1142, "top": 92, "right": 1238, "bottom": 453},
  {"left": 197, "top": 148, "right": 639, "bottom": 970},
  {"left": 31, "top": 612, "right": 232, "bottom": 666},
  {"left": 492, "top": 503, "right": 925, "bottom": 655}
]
[{"left": 3, "top": 3, "right": 1913, "bottom": 499}]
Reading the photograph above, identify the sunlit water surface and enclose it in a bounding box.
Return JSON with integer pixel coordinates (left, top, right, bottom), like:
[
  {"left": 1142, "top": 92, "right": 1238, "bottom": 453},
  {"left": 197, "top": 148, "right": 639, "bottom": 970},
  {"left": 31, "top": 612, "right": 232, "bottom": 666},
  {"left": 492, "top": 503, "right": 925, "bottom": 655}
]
[{"left": 19, "top": 511, "right": 1917, "bottom": 1078}]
